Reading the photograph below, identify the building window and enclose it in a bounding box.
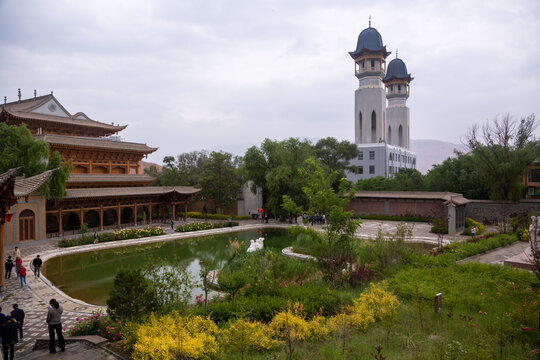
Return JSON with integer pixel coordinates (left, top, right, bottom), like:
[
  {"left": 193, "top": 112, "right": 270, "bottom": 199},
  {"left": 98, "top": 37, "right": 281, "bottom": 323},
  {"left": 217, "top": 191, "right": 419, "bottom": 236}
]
[
  {"left": 358, "top": 166, "right": 363, "bottom": 174},
  {"left": 369, "top": 165, "right": 375, "bottom": 174},
  {"left": 370, "top": 59, "right": 374, "bottom": 68},
  {"left": 398, "top": 84, "right": 401, "bottom": 91},
  {"left": 369, "top": 151, "right": 375, "bottom": 160},
  {"left": 529, "top": 169, "right": 540, "bottom": 182},
  {"left": 358, "top": 151, "right": 363, "bottom": 160}
]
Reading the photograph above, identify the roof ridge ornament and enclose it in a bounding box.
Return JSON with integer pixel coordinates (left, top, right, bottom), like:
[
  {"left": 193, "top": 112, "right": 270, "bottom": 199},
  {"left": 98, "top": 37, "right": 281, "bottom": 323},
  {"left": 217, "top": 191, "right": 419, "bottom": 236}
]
[
  {"left": 369, "top": 15, "right": 371, "bottom": 27},
  {"left": 18, "top": 88, "right": 21, "bottom": 103},
  {"left": 34, "top": 89, "right": 37, "bottom": 101},
  {"left": 396, "top": 49, "right": 398, "bottom": 58}
]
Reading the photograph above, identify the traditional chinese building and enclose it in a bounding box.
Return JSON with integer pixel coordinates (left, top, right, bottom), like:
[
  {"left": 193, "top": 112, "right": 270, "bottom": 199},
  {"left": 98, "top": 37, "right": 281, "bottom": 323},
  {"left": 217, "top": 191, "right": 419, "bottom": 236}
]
[{"left": 1, "top": 90, "right": 200, "bottom": 244}]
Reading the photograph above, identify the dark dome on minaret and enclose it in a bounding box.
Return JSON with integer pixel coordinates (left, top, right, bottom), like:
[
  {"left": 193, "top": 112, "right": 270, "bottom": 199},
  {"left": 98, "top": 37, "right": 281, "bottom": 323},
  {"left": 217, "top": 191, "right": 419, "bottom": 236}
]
[
  {"left": 349, "top": 26, "right": 391, "bottom": 59},
  {"left": 383, "top": 58, "right": 413, "bottom": 82}
]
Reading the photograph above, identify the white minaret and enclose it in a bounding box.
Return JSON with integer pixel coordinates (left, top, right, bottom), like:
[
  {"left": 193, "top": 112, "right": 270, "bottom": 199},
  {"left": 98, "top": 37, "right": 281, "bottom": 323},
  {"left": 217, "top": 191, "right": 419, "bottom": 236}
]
[
  {"left": 383, "top": 54, "right": 413, "bottom": 149},
  {"left": 349, "top": 21, "right": 391, "bottom": 145}
]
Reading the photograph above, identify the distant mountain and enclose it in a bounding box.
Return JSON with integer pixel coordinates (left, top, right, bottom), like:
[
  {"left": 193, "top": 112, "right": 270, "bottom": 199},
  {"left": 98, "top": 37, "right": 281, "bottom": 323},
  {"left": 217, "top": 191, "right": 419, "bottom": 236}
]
[
  {"left": 140, "top": 161, "right": 162, "bottom": 172},
  {"left": 410, "top": 139, "right": 467, "bottom": 174}
]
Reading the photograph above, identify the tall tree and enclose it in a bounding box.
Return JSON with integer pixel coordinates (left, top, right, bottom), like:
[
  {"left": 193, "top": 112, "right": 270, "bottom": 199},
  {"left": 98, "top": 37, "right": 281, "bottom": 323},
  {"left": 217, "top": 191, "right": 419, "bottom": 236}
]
[
  {"left": 464, "top": 114, "right": 539, "bottom": 200},
  {"left": 314, "top": 137, "right": 358, "bottom": 177},
  {"left": 198, "top": 151, "right": 242, "bottom": 211},
  {"left": 0, "top": 123, "right": 71, "bottom": 200},
  {"left": 243, "top": 138, "right": 313, "bottom": 214}
]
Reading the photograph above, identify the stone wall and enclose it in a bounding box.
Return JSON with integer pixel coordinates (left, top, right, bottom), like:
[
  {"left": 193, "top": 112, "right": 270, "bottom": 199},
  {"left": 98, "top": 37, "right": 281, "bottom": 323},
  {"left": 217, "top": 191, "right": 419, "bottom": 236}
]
[
  {"left": 346, "top": 198, "right": 446, "bottom": 218},
  {"left": 465, "top": 200, "right": 540, "bottom": 223}
]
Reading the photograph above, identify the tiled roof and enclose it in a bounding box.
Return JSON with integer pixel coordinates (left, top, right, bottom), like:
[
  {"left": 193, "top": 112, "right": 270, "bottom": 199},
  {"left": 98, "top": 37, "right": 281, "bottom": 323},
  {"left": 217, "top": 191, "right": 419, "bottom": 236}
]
[
  {"left": 2, "top": 94, "right": 126, "bottom": 132},
  {"left": 354, "top": 191, "right": 469, "bottom": 205},
  {"left": 67, "top": 174, "right": 156, "bottom": 184},
  {"left": 63, "top": 186, "right": 201, "bottom": 199},
  {"left": 0, "top": 167, "right": 22, "bottom": 187},
  {"left": 14, "top": 169, "right": 55, "bottom": 197},
  {"left": 35, "top": 134, "right": 158, "bottom": 153}
]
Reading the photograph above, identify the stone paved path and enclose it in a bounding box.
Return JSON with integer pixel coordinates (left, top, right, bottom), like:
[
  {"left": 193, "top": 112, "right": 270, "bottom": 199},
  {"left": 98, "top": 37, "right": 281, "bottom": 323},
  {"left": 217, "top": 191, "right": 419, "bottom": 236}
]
[
  {"left": 459, "top": 241, "right": 531, "bottom": 266},
  {"left": 0, "top": 218, "right": 470, "bottom": 358}
]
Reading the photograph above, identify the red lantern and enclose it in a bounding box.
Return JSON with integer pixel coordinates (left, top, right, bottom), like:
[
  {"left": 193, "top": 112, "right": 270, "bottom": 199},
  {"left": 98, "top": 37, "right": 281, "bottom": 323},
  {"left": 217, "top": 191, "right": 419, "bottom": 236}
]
[{"left": 5, "top": 213, "right": 13, "bottom": 223}]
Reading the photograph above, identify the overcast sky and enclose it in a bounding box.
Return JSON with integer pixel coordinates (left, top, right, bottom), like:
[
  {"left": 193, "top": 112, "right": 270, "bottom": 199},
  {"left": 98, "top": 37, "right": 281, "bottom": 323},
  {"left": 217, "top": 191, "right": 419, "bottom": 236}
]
[{"left": 1, "top": 0, "right": 539, "bottom": 163}]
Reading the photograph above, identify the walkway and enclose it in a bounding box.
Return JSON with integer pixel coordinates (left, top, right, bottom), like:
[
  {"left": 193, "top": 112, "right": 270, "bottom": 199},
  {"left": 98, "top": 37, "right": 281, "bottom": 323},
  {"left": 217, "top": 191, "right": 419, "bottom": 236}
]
[
  {"left": 0, "top": 218, "right": 467, "bottom": 358},
  {"left": 459, "top": 241, "right": 531, "bottom": 266}
]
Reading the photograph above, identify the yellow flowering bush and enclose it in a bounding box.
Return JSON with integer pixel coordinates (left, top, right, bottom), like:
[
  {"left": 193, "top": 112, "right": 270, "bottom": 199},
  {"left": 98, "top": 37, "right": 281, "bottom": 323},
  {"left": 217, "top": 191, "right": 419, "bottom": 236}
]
[
  {"left": 269, "top": 307, "right": 311, "bottom": 360},
  {"left": 308, "top": 315, "right": 330, "bottom": 340},
  {"left": 220, "top": 318, "right": 276, "bottom": 356},
  {"left": 348, "top": 282, "right": 400, "bottom": 331},
  {"left": 131, "top": 313, "right": 218, "bottom": 360},
  {"left": 357, "top": 281, "right": 400, "bottom": 321}
]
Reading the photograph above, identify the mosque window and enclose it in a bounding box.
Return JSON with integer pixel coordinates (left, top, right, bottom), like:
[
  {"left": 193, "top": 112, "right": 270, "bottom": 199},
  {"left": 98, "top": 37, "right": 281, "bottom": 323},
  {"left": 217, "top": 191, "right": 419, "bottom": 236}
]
[
  {"left": 370, "top": 59, "right": 375, "bottom": 68},
  {"left": 358, "top": 166, "right": 364, "bottom": 174},
  {"left": 369, "top": 165, "right": 375, "bottom": 174},
  {"left": 369, "top": 151, "right": 375, "bottom": 160},
  {"left": 358, "top": 151, "right": 363, "bottom": 160},
  {"left": 398, "top": 85, "right": 401, "bottom": 91}
]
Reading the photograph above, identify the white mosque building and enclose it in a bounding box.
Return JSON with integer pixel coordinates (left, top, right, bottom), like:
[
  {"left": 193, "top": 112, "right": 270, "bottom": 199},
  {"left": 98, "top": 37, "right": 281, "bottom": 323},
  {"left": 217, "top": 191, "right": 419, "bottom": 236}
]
[{"left": 346, "top": 22, "right": 416, "bottom": 182}]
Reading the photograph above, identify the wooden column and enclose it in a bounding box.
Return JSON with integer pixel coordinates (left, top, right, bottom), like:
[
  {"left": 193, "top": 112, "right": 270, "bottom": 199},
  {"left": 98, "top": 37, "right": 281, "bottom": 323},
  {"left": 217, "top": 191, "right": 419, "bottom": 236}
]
[
  {"left": 58, "top": 208, "right": 63, "bottom": 235},
  {"left": 126, "top": 160, "right": 130, "bottom": 174},
  {"left": 136, "top": 162, "right": 140, "bottom": 175},
  {"left": 89, "top": 160, "right": 93, "bottom": 174},
  {"left": 149, "top": 202, "right": 152, "bottom": 222},
  {"left": 99, "top": 204, "right": 104, "bottom": 230},
  {"left": 0, "top": 222, "right": 5, "bottom": 287},
  {"left": 184, "top": 201, "right": 187, "bottom": 221},
  {"left": 134, "top": 203, "right": 138, "bottom": 225},
  {"left": 172, "top": 202, "right": 176, "bottom": 220},
  {"left": 117, "top": 204, "right": 121, "bottom": 227},
  {"left": 80, "top": 206, "right": 84, "bottom": 228}
]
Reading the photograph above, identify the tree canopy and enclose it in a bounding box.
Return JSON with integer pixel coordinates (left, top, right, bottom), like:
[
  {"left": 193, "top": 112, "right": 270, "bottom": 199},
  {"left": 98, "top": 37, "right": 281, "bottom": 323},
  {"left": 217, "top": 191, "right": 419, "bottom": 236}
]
[
  {"left": 0, "top": 123, "right": 71, "bottom": 200},
  {"left": 198, "top": 151, "right": 243, "bottom": 210}
]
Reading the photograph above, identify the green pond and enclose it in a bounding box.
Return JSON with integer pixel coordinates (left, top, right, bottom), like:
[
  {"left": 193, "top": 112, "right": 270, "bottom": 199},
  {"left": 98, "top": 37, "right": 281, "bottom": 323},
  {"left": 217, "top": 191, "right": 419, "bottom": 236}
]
[{"left": 42, "top": 228, "right": 294, "bottom": 306}]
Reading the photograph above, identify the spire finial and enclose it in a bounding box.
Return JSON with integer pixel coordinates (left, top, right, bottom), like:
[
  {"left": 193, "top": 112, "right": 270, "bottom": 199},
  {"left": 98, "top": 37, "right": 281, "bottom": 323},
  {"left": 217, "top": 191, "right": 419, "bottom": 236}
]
[
  {"left": 396, "top": 49, "right": 398, "bottom": 58},
  {"left": 3, "top": 96, "right": 6, "bottom": 107},
  {"left": 34, "top": 89, "right": 37, "bottom": 100},
  {"left": 369, "top": 16, "right": 371, "bottom": 27},
  {"left": 17, "top": 88, "right": 21, "bottom": 103}
]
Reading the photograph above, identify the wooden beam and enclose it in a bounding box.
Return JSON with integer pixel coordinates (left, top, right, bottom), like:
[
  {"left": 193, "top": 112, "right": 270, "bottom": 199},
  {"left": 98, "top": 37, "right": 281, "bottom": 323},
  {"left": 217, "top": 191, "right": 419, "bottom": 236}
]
[{"left": 117, "top": 203, "right": 121, "bottom": 226}]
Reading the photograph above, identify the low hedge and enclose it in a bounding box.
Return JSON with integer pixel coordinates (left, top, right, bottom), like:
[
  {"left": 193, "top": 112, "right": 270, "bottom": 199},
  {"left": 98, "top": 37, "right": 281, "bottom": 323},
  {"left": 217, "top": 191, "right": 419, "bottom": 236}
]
[
  {"left": 439, "top": 234, "right": 517, "bottom": 261},
  {"left": 177, "top": 212, "right": 250, "bottom": 220},
  {"left": 58, "top": 226, "right": 166, "bottom": 248},
  {"left": 353, "top": 214, "right": 433, "bottom": 223},
  {"left": 175, "top": 221, "right": 239, "bottom": 232}
]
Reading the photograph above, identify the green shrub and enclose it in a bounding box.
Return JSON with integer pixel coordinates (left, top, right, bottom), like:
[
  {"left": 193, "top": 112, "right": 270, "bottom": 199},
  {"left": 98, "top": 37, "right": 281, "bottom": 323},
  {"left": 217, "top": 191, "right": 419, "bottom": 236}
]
[
  {"left": 430, "top": 225, "right": 448, "bottom": 234},
  {"left": 68, "top": 312, "right": 122, "bottom": 342},
  {"left": 439, "top": 234, "right": 517, "bottom": 260},
  {"left": 218, "top": 269, "right": 250, "bottom": 298},
  {"left": 58, "top": 226, "right": 166, "bottom": 248},
  {"left": 462, "top": 217, "right": 485, "bottom": 235},
  {"left": 174, "top": 221, "right": 239, "bottom": 232}
]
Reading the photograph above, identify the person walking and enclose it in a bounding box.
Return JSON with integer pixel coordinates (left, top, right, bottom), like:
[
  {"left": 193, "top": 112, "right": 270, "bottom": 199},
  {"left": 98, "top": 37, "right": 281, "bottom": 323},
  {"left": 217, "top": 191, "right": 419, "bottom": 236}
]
[
  {"left": 10, "top": 305, "right": 24, "bottom": 341},
  {"left": 4, "top": 256, "right": 14, "bottom": 279},
  {"left": 93, "top": 231, "right": 98, "bottom": 244},
  {"left": 18, "top": 266, "right": 27, "bottom": 287},
  {"left": 47, "top": 299, "right": 65, "bottom": 353},
  {"left": 1, "top": 316, "right": 21, "bottom": 360},
  {"left": 12, "top": 247, "right": 21, "bottom": 261},
  {"left": 228, "top": 216, "right": 232, "bottom": 227},
  {"left": 31, "top": 255, "right": 42, "bottom": 278},
  {"left": 14, "top": 257, "right": 22, "bottom": 279}
]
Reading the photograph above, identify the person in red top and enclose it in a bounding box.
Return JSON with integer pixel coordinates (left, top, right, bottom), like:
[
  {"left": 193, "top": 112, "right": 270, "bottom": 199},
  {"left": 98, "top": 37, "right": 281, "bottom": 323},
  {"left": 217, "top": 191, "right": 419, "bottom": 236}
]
[
  {"left": 14, "top": 257, "right": 22, "bottom": 279},
  {"left": 18, "top": 266, "right": 26, "bottom": 287}
]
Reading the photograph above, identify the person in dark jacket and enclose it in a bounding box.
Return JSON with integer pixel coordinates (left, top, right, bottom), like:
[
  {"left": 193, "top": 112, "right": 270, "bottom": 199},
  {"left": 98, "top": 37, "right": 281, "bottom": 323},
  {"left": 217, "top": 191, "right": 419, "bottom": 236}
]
[
  {"left": 4, "top": 257, "right": 14, "bottom": 279},
  {"left": 46, "top": 299, "right": 65, "bottom": 353},
  {"left": 10, "top": 304, "right": 24, "bottom": 340},
  {"left": 31, "top": 255, "right": 43, "bottom": 278},
  {"left": 1, "top": 316, "right": 21, "bottom": 360}
]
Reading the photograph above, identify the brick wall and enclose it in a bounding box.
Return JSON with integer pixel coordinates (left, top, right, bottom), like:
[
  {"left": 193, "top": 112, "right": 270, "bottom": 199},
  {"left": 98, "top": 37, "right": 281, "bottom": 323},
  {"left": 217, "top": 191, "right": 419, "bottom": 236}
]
[
  {"left": 465, "top": 200, "right": 540, "bottom": 223},
  {"left": 346, "top": 197, "right": 446, "bottom": 218}
]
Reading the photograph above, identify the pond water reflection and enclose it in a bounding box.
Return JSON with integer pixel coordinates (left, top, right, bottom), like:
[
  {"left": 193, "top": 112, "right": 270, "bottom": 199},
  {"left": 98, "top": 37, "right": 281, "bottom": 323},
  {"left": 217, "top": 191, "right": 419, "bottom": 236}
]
[{"left": 42, "top": 228, "right": 294, "bottom": 306}]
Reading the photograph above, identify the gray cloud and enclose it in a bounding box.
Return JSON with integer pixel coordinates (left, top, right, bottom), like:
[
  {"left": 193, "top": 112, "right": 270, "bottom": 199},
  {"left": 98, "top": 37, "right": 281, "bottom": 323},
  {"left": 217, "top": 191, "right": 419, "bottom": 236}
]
[{"left": 1, "top": 0, "right": 538, "bottom": 163}]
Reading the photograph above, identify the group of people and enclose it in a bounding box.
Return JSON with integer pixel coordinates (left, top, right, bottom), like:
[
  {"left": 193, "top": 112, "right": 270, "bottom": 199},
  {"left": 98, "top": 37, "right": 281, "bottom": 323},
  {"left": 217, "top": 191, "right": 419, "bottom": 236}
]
[
  {"left": 0, "top": 304, "right": 25, "bottom": 360},
  {"left": 4, "top": 247, "right": 42, "bottom": 287},
  {"left": 0, "top": 299, "right": 65, "bottom": 358}
]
